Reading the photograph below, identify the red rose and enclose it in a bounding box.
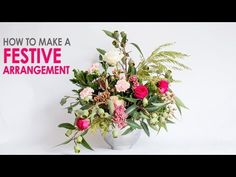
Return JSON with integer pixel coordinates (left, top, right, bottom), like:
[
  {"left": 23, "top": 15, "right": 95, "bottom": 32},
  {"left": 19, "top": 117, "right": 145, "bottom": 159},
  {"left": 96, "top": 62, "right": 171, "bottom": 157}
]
[
  {"left": 158, "top": 80, "right": 169, "bottom": 94},
  {"left": 76, "top": 118, "right": 90, "bottom": 130},
  {"left": 133, "top": 85, "right": 149, "bottom": 99}
]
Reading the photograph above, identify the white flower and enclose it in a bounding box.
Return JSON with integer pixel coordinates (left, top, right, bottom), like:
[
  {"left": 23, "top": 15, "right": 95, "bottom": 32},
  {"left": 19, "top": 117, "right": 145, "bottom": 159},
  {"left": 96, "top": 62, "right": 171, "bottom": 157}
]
[
  {"left": 103, "top": 49, "right": 124, "bottom": 66},
  {"left": 88, "top": 63, "right": 99, "bottom": 74},
  {"left": 115, "top": 79, "right": 130, "bottom": 92},
  {"left": 80, "top": 87, "right": 94, "bottom": 99}
]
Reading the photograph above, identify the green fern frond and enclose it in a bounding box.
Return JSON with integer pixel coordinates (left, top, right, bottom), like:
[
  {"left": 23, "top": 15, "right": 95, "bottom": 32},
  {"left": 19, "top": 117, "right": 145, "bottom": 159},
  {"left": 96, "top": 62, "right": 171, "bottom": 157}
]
[
  {"left": 154, "top": 51, "right": 189, "bottom": 59},
  {"left": 157, "top": 58, "right": 190, "bottom": 70},
  {"left": 152, "top": 43, "right": 175, "bottom": 55},
  {"left": 170, "top": 66, "right": 184, "bottom": 71},
  {"left": 137, "top": 43, "right": 190, "bottom": 82}
]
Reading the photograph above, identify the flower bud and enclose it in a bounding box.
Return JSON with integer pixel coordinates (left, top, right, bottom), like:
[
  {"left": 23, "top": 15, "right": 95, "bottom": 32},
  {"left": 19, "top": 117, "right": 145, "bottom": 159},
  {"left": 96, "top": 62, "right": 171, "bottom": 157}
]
[
  {"left": 152, "top": 113, "right": 158, "bottom": 118},
  {"left": 98, "top": 108, "right": 105, "bottom": 116},
  {"left": 104, "top": 112, "right": 110, "bottom": 118},
  {"left": 128, "top": 59, "right": 135, "bottom": 66},
  {"left": 84, "top": 96, "right": 90, "bottom": 102},
  {"left": 113, "top": 31, "right": 119, "bottom": 40},
  {"left": 150, "top": 117, "right": 158, "bottom": 125},
  {"left": 83, "top": 110, "right": 89, "bottom": 117},
  {"left": 76, "top": 136, "right": 83, "bottom": 143},
  {"left": 99, "top": 122, "right": 106, "bottom": 129},
  {"left": 142, "top": 97, "right": 148, "bottom": 107},
  {"left": 65, "top": 129, "right": 72, "bottom": 137},
  {"left": 107, "top": 100, "right": 114, "bottom": 115},
  {"left": 74, "top": 145, "right": 80, "bottom": 153},
  {"left": 160, "top": 116, "right": 166, "bottom": 123},
  {"left": 120, "top": 31, "right": 126, "bottom": 38},
  {"left": 112, "top": 130, "right": 119, "bottom": 138},
  {"left": 163, "top": 112, "right": 168, "bottom": 118},
  {"left": 75, "top": 109, "right": 83, "bottom": 117},
  {"left": 112, "top": 40, "right": 119, "bottom": 48}
]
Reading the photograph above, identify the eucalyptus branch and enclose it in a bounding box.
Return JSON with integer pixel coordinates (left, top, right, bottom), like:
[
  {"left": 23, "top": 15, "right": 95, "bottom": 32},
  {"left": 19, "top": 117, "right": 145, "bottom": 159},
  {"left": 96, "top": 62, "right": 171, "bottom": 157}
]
[
  {"left": 118, "top": 61, "right": 125, "bottom": 71},
  {"left": 72, "top": 131, "right": 79, "bottom": 144}
]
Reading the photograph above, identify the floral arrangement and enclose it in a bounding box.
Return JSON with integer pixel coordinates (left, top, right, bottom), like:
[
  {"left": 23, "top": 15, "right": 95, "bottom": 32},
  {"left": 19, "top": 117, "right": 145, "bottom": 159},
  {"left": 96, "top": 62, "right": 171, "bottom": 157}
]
[{"left": 58, "top": 30, "right": 190, "bottom": 153}]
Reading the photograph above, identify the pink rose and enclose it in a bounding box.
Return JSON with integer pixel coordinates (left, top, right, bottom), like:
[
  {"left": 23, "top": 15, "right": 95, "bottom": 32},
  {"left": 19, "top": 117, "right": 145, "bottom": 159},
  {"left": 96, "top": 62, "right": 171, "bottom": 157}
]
[
  {"left": 158, "top": 80, "right": 169, "bottom": 94},
  {"left": 133, "top": 85, "right": 148, "bottom": 99},
  {"left": 76, "top": 118, "right": 90, "bottom": 130}
]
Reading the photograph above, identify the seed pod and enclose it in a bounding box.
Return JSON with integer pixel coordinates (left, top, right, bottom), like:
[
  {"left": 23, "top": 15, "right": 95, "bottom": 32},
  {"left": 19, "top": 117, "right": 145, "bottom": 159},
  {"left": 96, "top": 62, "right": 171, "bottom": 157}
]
[
  {"left": 150, "top": 117, "right": 158, "bottom": 125},
  {"left": 98, "top": 108, "right": 105, "bottom": 116},
  {"left": 74, "top": 145, "right": 80, "bottom": 153},
  {"left": 112, "top": 130, "right": 118, "bottom": 138},
  {"left": 83, "top": 110, "right": 89, "bottom": 117},
  {"left": 152, "top": 113, "right": 158, "bottom": 118},
  {"left": 112, "top": 40, "right": 119, "bottom": 48},
  {"left": 113, "top": 31, "right": 119, "bottom": 40},
  {"left": 107, "top": 100, "right": 114, "bottom": 115},
  {"left": 65, "top": 129, "right": 72, "bottom": 137},
  {"left": 142, "top": 98, "right": 148, "bottom": 107},
  {"left": 76, "top": 136, "right": 83, "bottom": 143},
  {"left": 120, "top": 31, "right": 126, "bottom": 38}
]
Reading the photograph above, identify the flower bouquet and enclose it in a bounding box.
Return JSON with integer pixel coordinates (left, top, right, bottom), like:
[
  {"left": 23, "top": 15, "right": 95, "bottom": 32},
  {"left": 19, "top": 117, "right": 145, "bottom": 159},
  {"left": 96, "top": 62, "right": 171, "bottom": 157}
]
[{"left": 58, "top": 30, "right": 190, "bottom": 153}]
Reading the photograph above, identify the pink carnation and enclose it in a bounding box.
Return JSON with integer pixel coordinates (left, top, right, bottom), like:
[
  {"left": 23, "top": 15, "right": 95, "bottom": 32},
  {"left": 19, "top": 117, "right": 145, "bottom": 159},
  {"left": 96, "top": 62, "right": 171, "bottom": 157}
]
[
  {"left": 88, "top": 63, "right": 99, "bottom": 74},
  {"left": 115, "top": 79, "right": 130, "bottom": 92},
  {"left": 129, "top": 75, "right": 139, "bottom": 89},
  {"left": 112, "top": 104, "right": 128, "bottom": 128},
  {"left": 80, "top": 87, "right": 94, "bottom": 99}
]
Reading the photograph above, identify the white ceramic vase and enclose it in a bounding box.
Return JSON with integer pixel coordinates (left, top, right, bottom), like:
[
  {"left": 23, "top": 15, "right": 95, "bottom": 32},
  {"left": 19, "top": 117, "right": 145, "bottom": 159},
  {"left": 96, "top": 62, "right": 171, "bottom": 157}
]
[{"left": 103, "top": 128, "right": 141, "bottom": 150}]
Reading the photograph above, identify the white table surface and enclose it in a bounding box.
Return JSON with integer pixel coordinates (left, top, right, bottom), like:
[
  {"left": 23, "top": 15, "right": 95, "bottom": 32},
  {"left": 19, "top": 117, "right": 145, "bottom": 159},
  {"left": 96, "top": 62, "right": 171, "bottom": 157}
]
[{"left": 1, "top": 132, "right": 235, "bottom": 155}]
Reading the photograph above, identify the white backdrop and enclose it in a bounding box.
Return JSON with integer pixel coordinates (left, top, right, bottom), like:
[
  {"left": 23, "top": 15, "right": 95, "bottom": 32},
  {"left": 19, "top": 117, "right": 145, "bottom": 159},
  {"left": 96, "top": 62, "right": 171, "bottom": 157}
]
[{"left": 0, "top": 22, "right": 236, "bottom": 154}]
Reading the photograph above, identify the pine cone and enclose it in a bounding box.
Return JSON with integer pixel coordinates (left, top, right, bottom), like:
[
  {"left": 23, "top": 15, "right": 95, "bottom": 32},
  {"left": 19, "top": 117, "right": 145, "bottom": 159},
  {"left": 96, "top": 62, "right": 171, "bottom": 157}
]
[{"left": 94, "top": 91, "right": 110, "bottom": 103}]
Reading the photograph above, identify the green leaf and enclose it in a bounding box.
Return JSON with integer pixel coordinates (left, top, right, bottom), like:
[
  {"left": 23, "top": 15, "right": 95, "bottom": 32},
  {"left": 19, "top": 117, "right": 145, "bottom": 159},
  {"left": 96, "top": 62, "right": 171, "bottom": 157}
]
[
  {"left": 146, "top": 102, "right": 169, "bottom": 112},
  {"left": 148, "top": 95, "right": 158, "bottom": 103},
  {"left": 122, "top": 127, "right": 134, "bottom": 135},
  {"left": 96, "top": 48, "right": 106, "bottom": 55},
  {"left": 126, "top": 119, "right": 141, "bottom": 129},
  {"left": 81, "top": 138, "right": 94, "bottom": 151},
  {"left": 121, "top": 34, "right": 127, "bottom": 44},
  {"left": 80, "top": 104, "right": 93, "bottom": 110},
  {"left": 141, "top": 121, "right": 150, "bottom": 137},
  {"left": 176, "top": 103, "right": 182, "bottom": 115},
  {"left": 121, "top": 97, "right": 138, "bottom": 103},
  {"left": 151, "top": 102, "right": 170, "bottom": 109},
  {"left": 120, "top": 31, "right": 126, "bottom": 38},
  {"left": 131, "top": 111, "right": 139, "bottom": 120},
  {"left": 55, "top": 138, "right": 73, "bottom": 147},
  {"left": 174, "top": 96, "right": 188, "bottom": 109},
  {"left": 147, "top": 120, "right": 159, "bottom": 131},
  {"left": 139, "top": 111, "right": 150, "bottom": 119},
  {"left": 103, "top": 30, "right": 115, "bottom": 39},
  {"left": 144, "top": 106, "right": 157, "bottom": 112},
  {"left": 125, "top": 104, "right": 137, "bottom": 115},
  {"left": 66, "top": 101, "right": 80, "bottom": 114},
  {"left": 58, "top": 123, "right": 76, "bottom": 130},
  {"left": 130, "top": 43, "right": 144, "bottom": 59},
  {"left": 162, "top": 122, "right": 168, "bottom": 131},
  {"left": 166, "top": 119, "right": 175, "bottom": 124},
  {"left": 60, "top": 97, "right": 67, "bottom": 106},
  {"left": 152, "top": 43, "right": 174, "bottom": 54},
  {"left": 89, "top": 106, "right": 98, "bottom": 120},
  {"left": 80, "top": 129, "right": 89, "bottom": 136},
  {"left": 67, "top": 106, "right": 73, "bottom": 114}
]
